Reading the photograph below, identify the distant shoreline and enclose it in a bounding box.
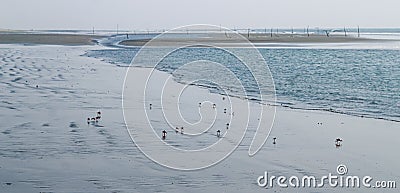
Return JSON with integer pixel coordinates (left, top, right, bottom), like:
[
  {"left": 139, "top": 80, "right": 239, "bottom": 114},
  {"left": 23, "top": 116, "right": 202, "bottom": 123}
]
[
  {"left": 0, "top": 32, "right": 397, "bottom": 47},
  {"left": 119, "top": 33, "right": 395, "bottom": 47},
  {"left": 0, "top": 33, "right": 103, "bottom": 45}
]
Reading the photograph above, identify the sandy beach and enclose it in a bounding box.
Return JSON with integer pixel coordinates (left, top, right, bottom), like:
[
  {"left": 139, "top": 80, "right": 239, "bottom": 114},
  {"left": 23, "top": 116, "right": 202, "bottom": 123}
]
[
  {"left": 0, "top": 33, "right": 399, "bottom": 193},
  {"left": 0, "top": 33, "right": 102, "bottom": 45},
  {"left": 1, "top": 31, "right": 397, "bottom": 48},
  {"left": 118, "top": 33, "right": 394, "bottom": 47}
]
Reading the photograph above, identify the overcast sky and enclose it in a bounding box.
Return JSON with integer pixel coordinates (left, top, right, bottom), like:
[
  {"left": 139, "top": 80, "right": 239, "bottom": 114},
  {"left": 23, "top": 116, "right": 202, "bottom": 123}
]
[{"left": 1, "top": 0, "right": 399, "bottom": 30}]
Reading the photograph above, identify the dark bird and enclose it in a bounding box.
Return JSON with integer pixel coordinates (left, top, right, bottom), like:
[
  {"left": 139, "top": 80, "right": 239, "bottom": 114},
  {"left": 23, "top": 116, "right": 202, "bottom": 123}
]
[{"left": 335, "top": 138, "right": 343, "bottom": 147}]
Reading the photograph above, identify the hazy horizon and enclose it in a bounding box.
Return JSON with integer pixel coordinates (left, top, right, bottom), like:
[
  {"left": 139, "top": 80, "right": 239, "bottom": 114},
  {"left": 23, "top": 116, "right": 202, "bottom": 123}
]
[{"left": 1, "top": 0, "right": 400, "bottom": 30}]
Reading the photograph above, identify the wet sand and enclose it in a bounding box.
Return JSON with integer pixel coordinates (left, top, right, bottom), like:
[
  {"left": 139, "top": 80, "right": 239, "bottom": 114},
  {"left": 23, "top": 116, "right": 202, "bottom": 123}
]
[
  {"left": 0, "top": 33, "right": 103, "bottom": 45},
  {"left": 0, "top": 32, "right": 395, "bottom": 47}
]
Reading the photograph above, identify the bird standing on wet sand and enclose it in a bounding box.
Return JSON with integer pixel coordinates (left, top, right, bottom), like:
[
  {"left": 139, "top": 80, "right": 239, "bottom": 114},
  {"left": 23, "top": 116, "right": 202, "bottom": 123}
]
[
  {"left": 335, "top": 138, "right": 343, "bottom": 147},
  {"left": 95, "top": 111, "right": 102, "bottom": 122}
]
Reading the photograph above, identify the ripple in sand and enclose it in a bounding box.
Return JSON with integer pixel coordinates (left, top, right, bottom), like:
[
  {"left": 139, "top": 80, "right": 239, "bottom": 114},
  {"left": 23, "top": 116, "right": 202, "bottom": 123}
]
[
  {"left": 69, "top": 122, "right": 78, "bottom": 128},
  {"left": 2, "top": 100, "right": 12, "bottom": 105},
  {"left": 11, "top": 77, "right": 22, "bottom": 82},
  {"left": 1, "top": 130, "right": 11, "bottom": 135}
]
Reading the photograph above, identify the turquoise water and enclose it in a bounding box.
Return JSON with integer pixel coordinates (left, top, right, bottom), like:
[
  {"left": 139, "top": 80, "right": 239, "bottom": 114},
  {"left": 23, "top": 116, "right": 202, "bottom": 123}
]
[{"left": 86, "top": 44, "right": 400, "bottom": 122}]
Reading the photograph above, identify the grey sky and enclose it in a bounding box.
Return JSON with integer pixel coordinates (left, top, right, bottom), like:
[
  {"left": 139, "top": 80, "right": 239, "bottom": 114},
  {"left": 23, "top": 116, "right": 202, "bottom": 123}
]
[{"left": 1, "top": 0, "right": 399, "bottom": 30}]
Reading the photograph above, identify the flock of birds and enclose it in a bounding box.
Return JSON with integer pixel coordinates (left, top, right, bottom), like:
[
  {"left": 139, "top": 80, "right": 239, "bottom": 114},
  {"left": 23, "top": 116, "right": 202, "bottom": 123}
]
[
  {"left": 86, "top": 101, "right": 343, "bottom": 148},
  {"left": 157, "top": 98, "right": 233, "bottom": 140},
  {"left": 87, "top": 111, "right": 102, "bottom": 125},
  {"left": 153, "top": 99, "right": 345, "bottom": 148}
]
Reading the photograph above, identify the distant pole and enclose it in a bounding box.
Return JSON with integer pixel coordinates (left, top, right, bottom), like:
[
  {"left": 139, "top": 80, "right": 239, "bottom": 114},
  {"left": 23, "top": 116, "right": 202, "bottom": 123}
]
[
  {"left": 247, "top": 28, "right": 250, "bottom": 38},
  {"left": 92, "top": 27, "right": 94, "bottom": 35},
  {"left": 307, "top": 26, "right": 309, "bottom": 37},
  {"left": 264, "top": 28, "right": 267, "bottom": 36},
  {"left": 325, "top": 30, "right": 330, "bottom": 37},
  {"left": 291, "top": 27, "right": 294, "bottom": 36},
  {"left": 276, "top": 28, "right": 278, "bottom": 35},
  {"left": 357, "top": 26, "right": 360, "bottom": 37},
  {"left": 344, "top": 27, "right": 347, "bottom": 37},
  {"left": 270, "top": 28, "right": 273, "bottom": 37}
]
